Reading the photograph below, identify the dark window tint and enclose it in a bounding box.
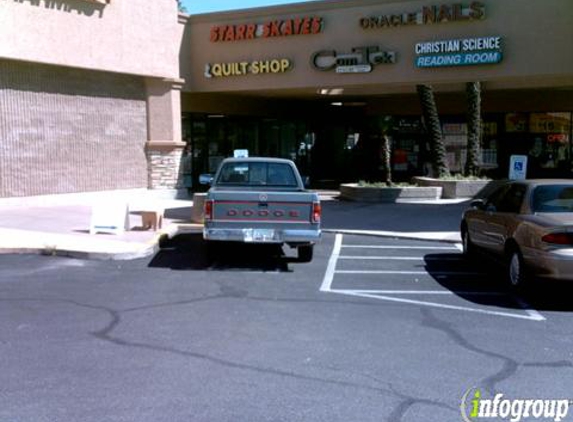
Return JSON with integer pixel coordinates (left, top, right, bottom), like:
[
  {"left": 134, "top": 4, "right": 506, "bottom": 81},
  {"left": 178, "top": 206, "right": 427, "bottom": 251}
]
[
  {"left": 497, "top": 184, "right": 526, "bottom": 213},
  {"left": 217, "top": 162, "right": 298, "bottom": 187},
  {"left": 486, "top": 184, "right": 511, "bottom": 210},
  {"left": 532, "top": 185, "right": 573, "bottom": 213}
]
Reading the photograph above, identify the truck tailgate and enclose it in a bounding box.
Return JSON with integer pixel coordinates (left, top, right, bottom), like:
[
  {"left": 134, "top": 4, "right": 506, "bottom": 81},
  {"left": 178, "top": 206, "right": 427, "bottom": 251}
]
[{"left": 209, "top": 190, "right": 316, "bottom": 224}]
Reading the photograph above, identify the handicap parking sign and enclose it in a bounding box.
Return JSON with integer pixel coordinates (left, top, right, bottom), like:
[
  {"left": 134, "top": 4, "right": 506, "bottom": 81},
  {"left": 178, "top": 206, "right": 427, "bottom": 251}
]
[{"left": 509, "top": 155, "right": 528, "bottom": 180}]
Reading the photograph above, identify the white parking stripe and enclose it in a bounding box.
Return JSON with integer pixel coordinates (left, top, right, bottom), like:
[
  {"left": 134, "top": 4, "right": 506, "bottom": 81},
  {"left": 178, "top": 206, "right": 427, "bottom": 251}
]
[
  {"left": 338, "top": 256, "right": 462, "bottom": 261},
  {"left": 342, "top": 245, "right": 458, "bottom": 250},
  {"left": 513, "top": 297, "right": 546, "bottom": 321},
  {"left": 338, "top": 290, "right": 507, "bottom": 296},
  {"left": 319, "top": 233, "right": 343, "bottom": 292},
  {"left": 329, "top": 290, "right": 546, "bottom": 321},
  {"left": 336, "top": 270, "right": 483, "bottom": 276}
]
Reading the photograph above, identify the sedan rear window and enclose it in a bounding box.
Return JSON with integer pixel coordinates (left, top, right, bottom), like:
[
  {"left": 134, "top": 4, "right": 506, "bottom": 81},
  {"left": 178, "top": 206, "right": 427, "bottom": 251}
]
[
  {"left": 532, "top": 185, "right": 573, "bottom": 213},
  {"left": 217, "top": 162, "right": 298, "bottom": 187}
]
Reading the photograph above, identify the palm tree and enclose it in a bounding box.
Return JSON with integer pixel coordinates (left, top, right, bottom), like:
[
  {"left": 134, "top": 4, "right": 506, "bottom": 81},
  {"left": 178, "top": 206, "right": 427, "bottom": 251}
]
[
  {"left": 465, "top": 81, "right": 481, "bottom": 177},
  {"left": 177, "top": 0, "right": 187, "bottom": 13},
  {"left": 379, "top": 134, "right": 392, "bottom": 186},
  {"left": 369, "top": 116, "right": 393, "bottom": 185},
  {"left": 416, "top": 85, "right": 450, "bottom": 178}
]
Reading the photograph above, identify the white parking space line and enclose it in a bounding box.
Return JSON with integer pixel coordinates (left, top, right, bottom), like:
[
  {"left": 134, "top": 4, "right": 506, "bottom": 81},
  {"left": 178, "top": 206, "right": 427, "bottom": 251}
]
[
  {"left": 321, "top": 234, "right": 546, "bottom": 322},
  {"left": 342, "top": 245, "right": 458, "bottom": 250},
  {"left": 336, "top": 290, "right": 507, "bottom": 296},
  {"left": 336, "top": 270, "right": 483, "bottom": 276},
  {"left": 340, "top": 256, "right": 422, "bottom": 260},
  {"left": 320, "top": 233, "right": 343, "bottom": 292},
  {"left": 513, "top": 297, "right": 546, "bottom": 322},
  {"left": 338, "top": 256, "right": 462, "bottom": 261},
  {"left": 329, "top": 290, "right": 546, "bottom": 321}
]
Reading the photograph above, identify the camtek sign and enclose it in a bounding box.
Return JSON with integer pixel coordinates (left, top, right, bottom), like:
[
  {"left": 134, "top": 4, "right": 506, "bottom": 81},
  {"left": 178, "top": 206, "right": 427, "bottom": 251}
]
[
  {"left": 311, "top": 46, "right": 396, "bottom": 74},
  {"left": 415, "top": 36, "right": 503, "bottom": 68}
]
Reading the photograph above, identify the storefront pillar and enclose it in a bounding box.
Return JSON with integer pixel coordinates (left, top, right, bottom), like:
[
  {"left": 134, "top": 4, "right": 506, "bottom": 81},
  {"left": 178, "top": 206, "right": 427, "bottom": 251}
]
[{"left": 144, "top": 77, "right": 186, "bottom": 191}]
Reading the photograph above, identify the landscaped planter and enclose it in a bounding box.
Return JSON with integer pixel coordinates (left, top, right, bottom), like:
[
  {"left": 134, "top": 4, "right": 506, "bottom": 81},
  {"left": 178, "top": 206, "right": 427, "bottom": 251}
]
[
  {"left": 412, "top": 177, "right": 491, "bottom": 199},
  {"left": 339, "top": 183, "right": 442, "bottom": 203}
]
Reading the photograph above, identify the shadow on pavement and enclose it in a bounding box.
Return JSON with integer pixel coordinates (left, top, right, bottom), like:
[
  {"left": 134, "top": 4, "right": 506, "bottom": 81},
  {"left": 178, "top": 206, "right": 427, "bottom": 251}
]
[
  {"left": 149, "top": 233, "right": 294, "bottom": 272},
  {"left": 321, "top": 200, "right": 469, "bottom": 232},
  {"left": 424, "top": 253, "right": 573, "bottom": 312}
]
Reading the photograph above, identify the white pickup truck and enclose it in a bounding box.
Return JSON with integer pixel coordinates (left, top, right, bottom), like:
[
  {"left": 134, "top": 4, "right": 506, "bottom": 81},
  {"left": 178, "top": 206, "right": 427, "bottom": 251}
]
[{"left": 202, "top": 157, "right": 321, "bottom": 262}]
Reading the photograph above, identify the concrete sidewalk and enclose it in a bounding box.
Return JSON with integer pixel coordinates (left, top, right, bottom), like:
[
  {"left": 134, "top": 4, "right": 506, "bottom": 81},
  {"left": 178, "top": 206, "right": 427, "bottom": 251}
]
[
  {"left": 0, "top": 189, "right": 468, "bottom": 260},
  {"left": 0, "top": 190, "right": 198, "bottom": 260}
]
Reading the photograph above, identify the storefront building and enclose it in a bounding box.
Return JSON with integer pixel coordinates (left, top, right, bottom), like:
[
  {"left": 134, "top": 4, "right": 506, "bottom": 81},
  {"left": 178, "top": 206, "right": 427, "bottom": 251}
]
[
  {"left": 180, "top": 0, "right": 573, "bottom": 187},
  {"left": 1, "top": 0, "right": 572, "bottom": 198},
  {"left": 0, "top": 0, "right": 185, "bottom": 197}
]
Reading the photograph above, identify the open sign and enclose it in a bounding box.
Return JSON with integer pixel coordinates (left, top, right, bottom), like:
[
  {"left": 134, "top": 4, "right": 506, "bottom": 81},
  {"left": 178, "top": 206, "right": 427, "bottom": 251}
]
[{"left": 547, "top": 134, "right": 568, "bottom": 143}]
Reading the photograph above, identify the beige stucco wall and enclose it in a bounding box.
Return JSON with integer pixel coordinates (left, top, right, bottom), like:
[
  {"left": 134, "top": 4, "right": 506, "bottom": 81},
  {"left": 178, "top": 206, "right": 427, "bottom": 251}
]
[
  {"left": 0, "top": 0, "right": 180, "bottom": 79},
  {"left": 182, "top": 0, "right": 573, "bottom": 95}
]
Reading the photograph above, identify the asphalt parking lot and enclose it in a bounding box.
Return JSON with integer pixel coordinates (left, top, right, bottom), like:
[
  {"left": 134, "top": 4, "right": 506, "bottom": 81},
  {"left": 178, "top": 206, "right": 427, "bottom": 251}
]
[{"left": 2, "top": 233, "right": 573, "bottom": 422}]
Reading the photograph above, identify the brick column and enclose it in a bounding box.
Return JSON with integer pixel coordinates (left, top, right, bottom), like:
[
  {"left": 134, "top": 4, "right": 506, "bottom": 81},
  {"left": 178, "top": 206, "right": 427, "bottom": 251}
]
[
  {"left": 146, "top": 141, "right": 186, "bottom": 189},
  {"left": 144, "top": 77, "right": 185, "bottom": 190}
]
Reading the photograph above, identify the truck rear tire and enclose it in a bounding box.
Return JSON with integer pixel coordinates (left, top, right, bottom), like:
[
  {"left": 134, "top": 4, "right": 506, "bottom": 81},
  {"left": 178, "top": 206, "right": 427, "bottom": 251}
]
[{"left": 297, "top": 245, "right": 314, "bottom": 263}]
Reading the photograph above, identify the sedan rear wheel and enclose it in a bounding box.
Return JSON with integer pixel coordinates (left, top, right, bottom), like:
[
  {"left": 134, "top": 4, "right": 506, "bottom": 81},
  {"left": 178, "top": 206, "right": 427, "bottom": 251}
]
[{"left": 508, "top": 249, "right": 526, "bottom": 288}]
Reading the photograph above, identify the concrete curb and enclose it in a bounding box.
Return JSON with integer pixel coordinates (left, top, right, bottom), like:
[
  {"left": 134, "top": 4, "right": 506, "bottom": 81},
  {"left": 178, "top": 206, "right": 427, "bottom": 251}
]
[
  {"left": 322, "top": 229, "right": 462, "bottom": 244},
  {"left": 0, "top": 227, "right": 168, "bottom": 261},
  {"left": 0, "top": 224, "right": 460, "bottom": 260},
  {"left": 0, "top": 242, "right": 158, "bottom": 261}
]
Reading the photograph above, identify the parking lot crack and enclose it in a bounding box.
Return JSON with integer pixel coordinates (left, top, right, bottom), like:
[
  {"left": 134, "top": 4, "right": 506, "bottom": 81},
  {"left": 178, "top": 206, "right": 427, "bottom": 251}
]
[
  {"left": 385, "top": 381, "right": 458, "bottom": 422},
  {"left": 421, "top": 308, "right": 519, "bottom": 395},
  {"left": 523, "top": 360, "right": 573, "bottom": 369}
]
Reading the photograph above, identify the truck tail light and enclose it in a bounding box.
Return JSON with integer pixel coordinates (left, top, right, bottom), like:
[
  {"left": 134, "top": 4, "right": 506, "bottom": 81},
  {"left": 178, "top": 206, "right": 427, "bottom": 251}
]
[
  {"left": 312, "top": 202, "right": 321, "bottom": 223},
  {"left": 204, "top": 200, "right": 214, "bottom": 222},
  {"left": 542, "top": 232, "right": 573, "bottom": 245}
]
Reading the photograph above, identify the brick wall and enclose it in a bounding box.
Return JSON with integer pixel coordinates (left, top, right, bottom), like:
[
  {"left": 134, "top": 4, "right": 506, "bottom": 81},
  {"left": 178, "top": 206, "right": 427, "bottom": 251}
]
[
  {"left": 146, "top": 145, "right": 185, "bottom": 190},
  {"left": 0, "top": 60, "right": 148, "bottom": 197}
]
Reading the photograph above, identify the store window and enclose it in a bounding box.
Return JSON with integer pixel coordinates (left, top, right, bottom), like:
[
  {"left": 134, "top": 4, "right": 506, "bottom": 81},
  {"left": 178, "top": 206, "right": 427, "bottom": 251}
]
[
  {"left": 442, "top": 121, "right": 468, "bottom": 173},
  {"left": 529, "top": 112, "right": 571, "bottom": 173},
  {"left": 390, "top": 117, "right": 426, "bottom": 178},
  {"left": 181, "top": 113, "right": 312, "bottom": 189},
  {"left": 481, "top": 120, "right": 499, "bottom": 171}
]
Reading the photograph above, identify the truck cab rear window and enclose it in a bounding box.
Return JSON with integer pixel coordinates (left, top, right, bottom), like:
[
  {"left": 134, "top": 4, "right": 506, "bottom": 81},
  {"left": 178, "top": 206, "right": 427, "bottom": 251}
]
[{"left": 218, "top": 162, "right": 298, "bottom": 187}]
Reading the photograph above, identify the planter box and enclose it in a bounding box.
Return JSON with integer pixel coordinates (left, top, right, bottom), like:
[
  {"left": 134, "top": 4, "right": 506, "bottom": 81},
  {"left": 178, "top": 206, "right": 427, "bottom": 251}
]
[
  {"left": 339, "top": 183, "right": 442, "bottom": 203},
  {"left": 412, "top": 177, "right": 491, "bottom": 199}
]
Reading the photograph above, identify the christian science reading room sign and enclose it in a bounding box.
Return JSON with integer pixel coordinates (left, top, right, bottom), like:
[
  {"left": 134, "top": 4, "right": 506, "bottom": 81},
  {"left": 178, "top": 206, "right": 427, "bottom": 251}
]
[{"left": 415, "top": 36, "right": 503, "bottom": 68}]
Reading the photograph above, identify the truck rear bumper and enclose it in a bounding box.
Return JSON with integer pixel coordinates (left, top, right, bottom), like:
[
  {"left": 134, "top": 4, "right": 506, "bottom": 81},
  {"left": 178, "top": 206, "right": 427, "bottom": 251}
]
[{"left": 203, "top": 228, "right": 321, "bottom": 244}]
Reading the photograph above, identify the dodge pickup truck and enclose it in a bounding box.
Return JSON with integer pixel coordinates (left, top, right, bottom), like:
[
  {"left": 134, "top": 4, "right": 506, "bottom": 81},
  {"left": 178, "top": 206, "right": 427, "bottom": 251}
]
[{"left": 202, "top": 157, "right": 321, "bottom": 262}]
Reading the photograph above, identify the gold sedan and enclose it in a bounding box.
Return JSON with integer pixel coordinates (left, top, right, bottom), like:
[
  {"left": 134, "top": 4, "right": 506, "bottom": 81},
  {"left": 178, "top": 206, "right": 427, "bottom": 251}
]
[{"left": 461, "top": 180, "right": 573, "bottom": 287}]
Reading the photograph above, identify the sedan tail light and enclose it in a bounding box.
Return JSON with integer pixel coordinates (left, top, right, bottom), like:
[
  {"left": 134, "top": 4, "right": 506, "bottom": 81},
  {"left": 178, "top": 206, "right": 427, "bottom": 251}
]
[
  {"left": 204, "top": 200, "right": 214, "bottom": 221},
  {"left": 541, "top": 232, "right": 573, "bottom": 245},
  {"left": 312, "top": 202, "right": 321, "bottom": 224}
]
